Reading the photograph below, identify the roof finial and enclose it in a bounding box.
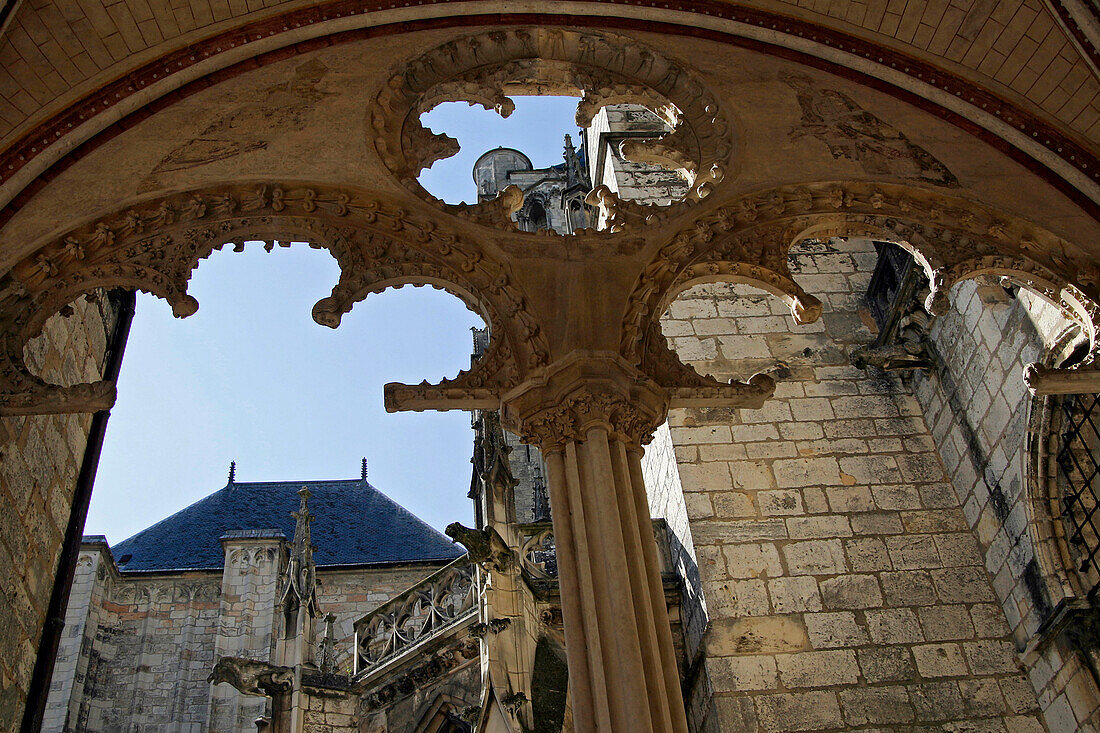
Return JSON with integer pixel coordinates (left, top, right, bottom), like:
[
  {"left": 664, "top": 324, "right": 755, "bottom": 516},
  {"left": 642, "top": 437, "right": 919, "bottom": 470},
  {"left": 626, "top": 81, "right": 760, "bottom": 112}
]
[
  {"left": 563, "top": 134, "right": 581, "bottom": 185},
  {"left": 361, "top": 457, "right": 368, "bottom": 481},
  {"left": 290, "top": 486, "right": 315, "bottom": 574},
  {"left": 228, "top": 460, "right": 236, "bottom": 484},
  {"left": 318, "top": 613, "right": 338, "bottom": 674}
]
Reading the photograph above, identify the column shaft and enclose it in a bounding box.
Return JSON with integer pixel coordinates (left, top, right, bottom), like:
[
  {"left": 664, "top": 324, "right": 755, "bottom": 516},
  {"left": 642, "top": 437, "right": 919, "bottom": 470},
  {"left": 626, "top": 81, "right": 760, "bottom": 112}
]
[{"left": 545, "top": 427, "right": 689, "bottom": 733}]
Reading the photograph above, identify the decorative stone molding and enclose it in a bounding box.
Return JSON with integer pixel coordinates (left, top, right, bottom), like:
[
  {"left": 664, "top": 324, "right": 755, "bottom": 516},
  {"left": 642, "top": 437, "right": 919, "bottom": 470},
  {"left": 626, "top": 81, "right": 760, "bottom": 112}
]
[
  {"left": 228, "top": 546, "right": 279, "bottom": 569},
  {"left": 1024, "top": 363, "right": 1100, "bottom": 395},
  {"left": 515, "top": 389, "right": 661, "bottom": 449},
  {"left": 500, "top": 352, "right": 771, "bottom": 450},
  {"left": 359, "top": 648, "right": 476, "bottom": 710},
  {"left": 370, "top": 28, "right": 733, "bottom": 217},
  {"left": 0, "top": 182, "right": 548, "bottom": 415},
  {"left": 7, "top": 182, "right": 1096, "bottom": 420}
]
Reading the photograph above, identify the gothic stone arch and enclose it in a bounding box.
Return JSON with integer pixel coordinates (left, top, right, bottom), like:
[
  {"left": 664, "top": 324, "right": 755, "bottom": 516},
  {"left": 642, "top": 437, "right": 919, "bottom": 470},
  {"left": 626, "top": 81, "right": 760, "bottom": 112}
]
[{"left": 4, "top": 10, "right": 1100, "bottom": 733}]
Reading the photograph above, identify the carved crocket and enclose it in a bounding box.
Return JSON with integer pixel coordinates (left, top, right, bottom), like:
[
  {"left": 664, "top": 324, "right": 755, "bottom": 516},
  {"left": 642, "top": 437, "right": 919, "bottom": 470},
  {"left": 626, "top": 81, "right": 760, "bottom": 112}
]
[{"left": 208, "top": 657, "right": 294, "bottom": 697}]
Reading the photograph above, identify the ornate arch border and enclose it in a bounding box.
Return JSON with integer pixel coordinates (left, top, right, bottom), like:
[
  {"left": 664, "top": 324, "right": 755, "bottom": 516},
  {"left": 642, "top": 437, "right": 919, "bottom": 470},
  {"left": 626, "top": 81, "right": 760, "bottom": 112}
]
[
  {"left": 0, "top": 181, "right": 550, "bottom": 415},
  {"left": 623, "top": 181, "right": 1100, "bottom": 381}
]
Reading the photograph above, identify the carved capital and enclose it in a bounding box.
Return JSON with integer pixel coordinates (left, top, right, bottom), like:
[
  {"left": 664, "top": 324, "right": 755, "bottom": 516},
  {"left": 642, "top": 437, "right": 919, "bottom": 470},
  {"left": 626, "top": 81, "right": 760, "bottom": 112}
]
[{"left": 502, "top": 353, "right": 669, "bottom": 450}]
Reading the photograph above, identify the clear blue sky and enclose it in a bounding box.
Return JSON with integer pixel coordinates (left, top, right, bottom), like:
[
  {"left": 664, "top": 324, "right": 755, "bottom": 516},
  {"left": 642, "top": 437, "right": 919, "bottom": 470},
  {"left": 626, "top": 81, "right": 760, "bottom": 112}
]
[{"left": 88, "top": 96, "right": 581, "bottom": 542}]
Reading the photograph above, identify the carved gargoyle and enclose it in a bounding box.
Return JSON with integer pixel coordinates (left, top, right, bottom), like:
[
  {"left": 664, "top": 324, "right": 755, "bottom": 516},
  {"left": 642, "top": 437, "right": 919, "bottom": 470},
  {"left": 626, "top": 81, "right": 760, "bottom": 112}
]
[
  {"left": 850, "top": 341, "right": 932, "bottom": 371},
  {"left": 445, "top": 522, "right": 513, "bottom": 571},
  {"left": 207, "top": 657, "right": 294, "bottom": 697}
]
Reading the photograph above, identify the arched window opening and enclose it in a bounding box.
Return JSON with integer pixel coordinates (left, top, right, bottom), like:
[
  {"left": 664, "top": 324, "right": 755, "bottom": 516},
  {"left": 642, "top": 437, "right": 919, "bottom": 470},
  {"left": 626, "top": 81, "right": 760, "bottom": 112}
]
[
  {"left": 415, "top": 95, "right": 690, "bottom": 233},
  {"left": 417, "top": 97, "right": 583, "bottom": 207},
  {"left": 851, "top": 240, "right": 934, "bottom": 372},
  {"left": 524, "top": 201, "right": 548, "bottom": 233},
  {"left": 89, "top": 243, "right": 483, "bottom": 541},
  {"left": 567, "top": 197, "right": 588, "bottom": 232}
]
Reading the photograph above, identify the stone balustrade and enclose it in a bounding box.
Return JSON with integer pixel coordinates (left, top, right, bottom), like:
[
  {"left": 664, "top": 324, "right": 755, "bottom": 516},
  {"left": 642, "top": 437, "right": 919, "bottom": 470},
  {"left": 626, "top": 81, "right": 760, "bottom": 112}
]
[{"left": 353, "top": 557, "right": 477, "bottom": 675}]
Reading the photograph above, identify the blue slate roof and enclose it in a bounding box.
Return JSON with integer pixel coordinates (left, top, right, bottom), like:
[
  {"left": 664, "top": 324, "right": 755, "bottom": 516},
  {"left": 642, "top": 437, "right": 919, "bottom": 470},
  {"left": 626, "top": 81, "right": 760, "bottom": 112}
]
[{"left": 108, "top": 478, "right": 462, "bottom": 572}]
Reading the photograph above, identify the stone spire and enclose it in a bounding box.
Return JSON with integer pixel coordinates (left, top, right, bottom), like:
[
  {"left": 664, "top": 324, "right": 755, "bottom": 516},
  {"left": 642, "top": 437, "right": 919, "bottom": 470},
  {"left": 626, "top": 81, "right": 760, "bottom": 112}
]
[
  {"left": 276, "top": 486, "right": 320, "bottom": 669},
  {"left": 227, "top": 460, "right": 236, "bottom": 484},
  {"left": 285, "top": 487, "right": 317, "bottom": 606},
  {"left": 361, "top": 457, "right": 368, "bottom": 481},
  {"left": 318, "top": 613, "right": 338, "bottom": 674},
  {"left": 563, "top": 134, "right": 581, "bottom": 186}
]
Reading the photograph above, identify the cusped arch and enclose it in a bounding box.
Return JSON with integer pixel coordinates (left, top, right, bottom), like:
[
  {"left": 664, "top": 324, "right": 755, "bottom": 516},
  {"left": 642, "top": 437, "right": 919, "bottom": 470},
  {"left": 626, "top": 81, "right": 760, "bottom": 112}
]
[
  {"left": 0, "top": 181, "right": 549, "bottom": 416},
  {"left": 623, "top": 181, "right": 1100, "bottom": 376}
]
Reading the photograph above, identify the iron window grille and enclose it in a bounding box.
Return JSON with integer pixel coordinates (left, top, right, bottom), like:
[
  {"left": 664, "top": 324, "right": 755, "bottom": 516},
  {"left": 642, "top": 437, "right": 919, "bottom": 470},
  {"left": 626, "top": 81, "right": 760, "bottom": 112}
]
[{"left": 1056, "top": 392, "right": 1100, "bottom": 599}]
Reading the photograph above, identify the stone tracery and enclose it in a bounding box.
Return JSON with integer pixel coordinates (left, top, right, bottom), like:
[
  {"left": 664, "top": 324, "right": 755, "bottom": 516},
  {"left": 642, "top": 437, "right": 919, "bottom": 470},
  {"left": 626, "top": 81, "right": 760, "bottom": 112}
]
[
  {"left": 6, "top": 176, "right": 1100, "bottom": 418},
  {"left": 624, "top": 181, "right": 1100, "bottom": 387},
  {"left": 0, "top": 0, "right": 1099, "bottom": 727},
  {"left": 0, "top": 182, "right": 547, "bottom": 415},
  {"left": 371, "top": 28, "right": 733, "bottom": 217}
]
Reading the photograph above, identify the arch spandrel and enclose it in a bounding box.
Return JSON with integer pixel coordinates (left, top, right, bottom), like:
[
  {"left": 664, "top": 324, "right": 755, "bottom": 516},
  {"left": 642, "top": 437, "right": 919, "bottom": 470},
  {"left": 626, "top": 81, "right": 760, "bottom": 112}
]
[{"left": 3, "top": 26, "right": 1100, "bottom": 266}]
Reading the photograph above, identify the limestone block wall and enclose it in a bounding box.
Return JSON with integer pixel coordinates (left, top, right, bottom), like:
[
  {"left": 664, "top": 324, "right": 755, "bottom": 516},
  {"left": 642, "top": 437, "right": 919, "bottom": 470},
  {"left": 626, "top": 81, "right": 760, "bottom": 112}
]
[
  {"left": 656, "top": 239, "right": 1046, "bottom": 733},
  {"left": 913, "top": 278, "right": 1100, "bottom": 730},
  {"left": 45, "top": 539, "right": 454, "bottom": 732},
  {"left": 42, "top": 542, "right": 107, "bottom": 732},
  {"left": 642, "top": 422, "right": 709, "bottom": 669},
  {"left": 583, "top": 105, "right": 688, "bottom": 212},
  {"left": 47, "top": 561, "right": 222, "bottom": 732},
  {"left": 0, "top": 292, "right": 119, "bottom": 731},
  {"left": 210, "top": 536, "right": 282, "bottom": 731},
  {"left": 302, "top": 690, "right": 358, "bottom": 732}
]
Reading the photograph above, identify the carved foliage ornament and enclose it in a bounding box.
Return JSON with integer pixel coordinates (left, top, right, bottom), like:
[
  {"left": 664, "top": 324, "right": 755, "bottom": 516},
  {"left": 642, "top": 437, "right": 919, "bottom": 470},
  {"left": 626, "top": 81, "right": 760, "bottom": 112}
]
[
  {"left": 371, "top": 28, "right": 733, "bottom": 221},
  {"left": 513, "top": 387, "right": 668, "bottom": 450},
  {"left": 0, "top": 183, "right": 550, "bottom": 415},
  {"left": 624, "top": 181, "right": 1100, "bottom": 372}
]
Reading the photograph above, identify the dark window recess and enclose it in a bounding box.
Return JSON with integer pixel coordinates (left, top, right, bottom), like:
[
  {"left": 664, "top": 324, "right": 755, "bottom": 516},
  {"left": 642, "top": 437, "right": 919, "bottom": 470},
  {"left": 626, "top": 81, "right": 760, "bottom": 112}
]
[
  {"left": 531, "top": 465, "right": 551, "bottom": 523},
  {"left": 439, "top": 712, "right": 473, "bottom": 732},
  {"left": 866, "top": 241, "right": 916, "bottom": 334},
  {"left": 1057, "top": 392, "right": 1100, "bottom": 599}
]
